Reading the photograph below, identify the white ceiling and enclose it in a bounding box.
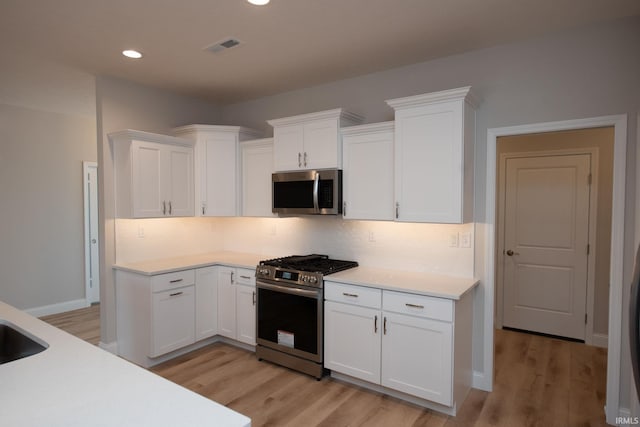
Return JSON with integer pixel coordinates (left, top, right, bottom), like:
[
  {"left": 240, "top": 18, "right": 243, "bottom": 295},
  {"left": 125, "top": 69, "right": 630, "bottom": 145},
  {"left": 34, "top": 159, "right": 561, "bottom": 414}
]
[{"left": 2, "top": 0, "right": 639, "bottom": 104}]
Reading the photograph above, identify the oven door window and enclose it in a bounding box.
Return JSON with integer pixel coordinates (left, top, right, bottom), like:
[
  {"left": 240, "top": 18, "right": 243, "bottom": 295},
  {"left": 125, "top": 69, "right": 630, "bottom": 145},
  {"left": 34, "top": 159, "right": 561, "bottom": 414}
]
[{"left": 257, "top": 286, "right": 319, "bottom": 356}]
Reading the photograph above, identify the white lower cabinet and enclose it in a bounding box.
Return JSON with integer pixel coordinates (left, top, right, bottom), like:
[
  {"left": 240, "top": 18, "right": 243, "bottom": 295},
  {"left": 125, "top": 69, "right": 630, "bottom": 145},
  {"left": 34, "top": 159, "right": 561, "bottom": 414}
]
[
  {"left": 217, "top": 267, "right": 256, "bottom": 345},
  {"left": 236, "top": 282, "right": 257, "bottom": 345},
  {"left": 324, "top": 301, "right": 381, "bottom": 384},
  {"left": 381, "top": 312, "right": 452, "bottom": 405},
  {"left": 195, "top": 266, "right": 218, "bottom": 341},
  {"left": 116, "top": 264, "right": 255, "bottom": 368},
  {"left": 151, "top": 285, "right": 195, "bottom": 357},
  {"left": 324, "top": 281, "right": 471, "bottom": 412}
]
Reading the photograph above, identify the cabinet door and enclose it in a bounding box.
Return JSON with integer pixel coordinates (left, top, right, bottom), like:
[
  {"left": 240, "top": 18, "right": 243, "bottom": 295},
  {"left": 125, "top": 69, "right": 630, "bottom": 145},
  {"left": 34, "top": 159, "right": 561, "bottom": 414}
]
[
  {"left": 166, "top": 145, "right": 194, "bottom": 217},
  {"left": 303, "top": 119, "right": 339, "bottom": 169},
  {"left": 273, "top": 124, "right": 303, "bottom": 171},
  {"left": 203, "top": 134, "right": 238, "bottom": 216},
  {"left": 150, "top": 285, "right": 195, "bottom": 357},
  {"left": 381, "top": 312, "right": 453, "bottom": 406},
  {"left": 131, "top": 140, "right": 164, "bottom": 218},
  {"left": 241, "top": 140, "right": 276, "bottom": 217},
  {"left": 395, "top": 100, "right": 464, "bottom": 223},
  {"left": 324, "top": 301, "right": 381, "bottom": 384},
  {"left": 217, "top": 267, "right": 237, "bottom": 339},
  {"left": 195, "top": 267, "right": 217, "bottom": 341},
  {"left": 236, "top": 284, "right": 256, "bottom": 345},
  {"left": 342, "top": 128, "right": 394, "bottom": 220}
]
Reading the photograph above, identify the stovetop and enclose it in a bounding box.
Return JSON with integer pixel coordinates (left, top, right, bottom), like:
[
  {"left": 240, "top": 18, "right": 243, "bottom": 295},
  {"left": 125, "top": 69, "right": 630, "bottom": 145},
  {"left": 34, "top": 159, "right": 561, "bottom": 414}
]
[{"left": 259, "top": 254, "right": 358, "bottom": 275}]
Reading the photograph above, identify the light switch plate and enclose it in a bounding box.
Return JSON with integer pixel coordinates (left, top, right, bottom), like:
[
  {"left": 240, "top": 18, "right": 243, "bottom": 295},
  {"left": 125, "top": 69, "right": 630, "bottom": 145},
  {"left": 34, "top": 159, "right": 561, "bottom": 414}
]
[
  {"left": 460, "top": 232, "right": 472, "bottom": 248},
  {"left": 449, "top": 233, "right": 459, "bottom": 247}
]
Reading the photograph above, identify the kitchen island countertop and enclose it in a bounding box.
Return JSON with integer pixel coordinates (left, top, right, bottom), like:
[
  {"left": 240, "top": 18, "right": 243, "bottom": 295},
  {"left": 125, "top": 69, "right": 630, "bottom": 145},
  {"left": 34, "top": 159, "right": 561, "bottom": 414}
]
[{"left": 0, "top": 300, "right": 250, "bottom": 427}]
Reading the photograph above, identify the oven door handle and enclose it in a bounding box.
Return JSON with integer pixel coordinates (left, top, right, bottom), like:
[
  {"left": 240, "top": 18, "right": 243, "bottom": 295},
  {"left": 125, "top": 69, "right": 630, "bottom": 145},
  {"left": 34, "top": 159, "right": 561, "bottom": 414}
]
[{"left": 257, "top": 281, "right": 320, "bottom": 298}]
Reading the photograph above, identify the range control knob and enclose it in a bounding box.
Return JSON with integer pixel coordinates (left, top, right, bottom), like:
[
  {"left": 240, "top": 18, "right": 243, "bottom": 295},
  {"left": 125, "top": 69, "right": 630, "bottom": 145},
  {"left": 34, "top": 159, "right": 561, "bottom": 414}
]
[
  {"left": 301, "top": 275, "right": 308, "bottom": 282},
  {"left": 258, "top": 268, "right": 270, "bottom": 276},
  {"left": 308, "top": 276, "right": 318, "bottom": 284}
]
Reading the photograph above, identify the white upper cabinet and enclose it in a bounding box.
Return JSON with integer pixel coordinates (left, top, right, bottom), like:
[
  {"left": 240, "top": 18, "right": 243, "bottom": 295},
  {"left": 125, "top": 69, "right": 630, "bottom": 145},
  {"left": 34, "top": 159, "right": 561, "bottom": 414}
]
[
  {"left": 173, "top": 125, "right": 262, "bottom": 217},
  {"left": 386, "top": 87, "right": 478, "bottom": 224},
  {"left": 341, "top": 122, "right": 395, "bottom": 221},
  {"left": 240, "top": 138, "right": 276, "bottom": 217},
  {"left": 110, "top": 130, "right": 194, "bottom": 218},
  {"left": 268, "top": 108, "right": 363, "bottom": 172}
]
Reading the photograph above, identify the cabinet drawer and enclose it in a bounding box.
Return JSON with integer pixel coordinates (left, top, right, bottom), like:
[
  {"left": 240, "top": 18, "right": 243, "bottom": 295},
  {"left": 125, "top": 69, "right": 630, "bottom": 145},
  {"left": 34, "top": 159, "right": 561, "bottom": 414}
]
[
  {"left": 325, "top": 282, "right": 381, "bottom": 309},
  {"left": 383, "top": 290, "right": 452, "bottom": 322},
  {"left": 151, "top": 269, "right": 196, "bottom": 293},
  {"left": 235, "top": 268, "right": 255, "bottom": 286}
]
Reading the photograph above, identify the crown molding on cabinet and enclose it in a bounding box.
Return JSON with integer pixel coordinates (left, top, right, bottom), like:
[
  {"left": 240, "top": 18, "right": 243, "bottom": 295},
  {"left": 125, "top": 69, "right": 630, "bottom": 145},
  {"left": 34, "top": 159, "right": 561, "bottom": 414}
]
[
  {"left": 173, "top": 124, "right": 263, "bottom": 140},
  {"left": 340, "top": 121, "right": 394, "bottom": 136},
  {"left": 108, "top": 129, "right": 194, "bottom": 147},
  {"left": 267, "top": 108, "right": 364, "bottom": 128},
  {"left": 386, "top": 86, "right": 480, "bottom": 110}
]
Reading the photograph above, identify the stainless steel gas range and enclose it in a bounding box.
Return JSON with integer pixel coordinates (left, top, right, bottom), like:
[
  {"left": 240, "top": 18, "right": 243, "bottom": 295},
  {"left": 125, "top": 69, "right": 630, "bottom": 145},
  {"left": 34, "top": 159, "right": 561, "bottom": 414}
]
[{"left": 255, "top": 254, "right": 358, "bottom": 379}]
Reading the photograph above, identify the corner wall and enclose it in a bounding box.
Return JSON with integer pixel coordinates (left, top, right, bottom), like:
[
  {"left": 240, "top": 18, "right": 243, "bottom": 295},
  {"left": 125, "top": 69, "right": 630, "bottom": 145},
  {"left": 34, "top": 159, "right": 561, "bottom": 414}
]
[{"left": 0, "top": 50, "right": 97, "bottom": 314}]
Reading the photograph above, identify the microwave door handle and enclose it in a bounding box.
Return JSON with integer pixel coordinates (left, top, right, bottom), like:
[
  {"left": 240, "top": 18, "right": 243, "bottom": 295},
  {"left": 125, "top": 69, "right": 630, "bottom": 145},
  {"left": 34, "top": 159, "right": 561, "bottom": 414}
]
[{"left": 313, "top": 171, "right": 320, "bottom": 213}]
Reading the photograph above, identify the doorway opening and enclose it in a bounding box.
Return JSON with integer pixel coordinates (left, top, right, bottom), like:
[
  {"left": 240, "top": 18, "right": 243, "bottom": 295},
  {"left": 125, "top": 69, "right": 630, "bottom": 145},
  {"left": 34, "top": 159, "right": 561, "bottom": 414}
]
[
  {"left": 496, "top": 127, "right": 614, "bottom": 346},
  {"left": 83, "top": 161, "right": 100, "bottom": 305},
  {"left": 484, "top": 115, "right": 627, "bottom": 426}
]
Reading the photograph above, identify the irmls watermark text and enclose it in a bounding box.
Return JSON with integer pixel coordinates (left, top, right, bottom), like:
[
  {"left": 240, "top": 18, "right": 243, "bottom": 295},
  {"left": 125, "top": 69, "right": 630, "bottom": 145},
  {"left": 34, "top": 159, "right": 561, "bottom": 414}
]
[{"left": 616, "top": 416, "right": 640, "bottom": 425}]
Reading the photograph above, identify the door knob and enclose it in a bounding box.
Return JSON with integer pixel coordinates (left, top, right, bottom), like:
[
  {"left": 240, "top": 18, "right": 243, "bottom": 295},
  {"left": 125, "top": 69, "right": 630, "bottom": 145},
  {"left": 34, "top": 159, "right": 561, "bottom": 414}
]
[{"left": 506, "top": 249, "right": 520, "bottom": 256}]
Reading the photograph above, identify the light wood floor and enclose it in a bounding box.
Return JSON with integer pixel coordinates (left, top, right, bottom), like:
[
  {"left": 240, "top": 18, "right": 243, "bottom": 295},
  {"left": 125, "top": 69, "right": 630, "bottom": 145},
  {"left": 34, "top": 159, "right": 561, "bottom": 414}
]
[{"left": 42, "top": 305, "right": 609, "bottom": 426}]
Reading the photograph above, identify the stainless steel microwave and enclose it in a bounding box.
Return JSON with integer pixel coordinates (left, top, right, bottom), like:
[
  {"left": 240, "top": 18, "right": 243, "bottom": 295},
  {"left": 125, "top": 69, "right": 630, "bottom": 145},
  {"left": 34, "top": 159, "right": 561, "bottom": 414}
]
[{"left": 272, "top": 169, "right": 342, "bottom": 215}]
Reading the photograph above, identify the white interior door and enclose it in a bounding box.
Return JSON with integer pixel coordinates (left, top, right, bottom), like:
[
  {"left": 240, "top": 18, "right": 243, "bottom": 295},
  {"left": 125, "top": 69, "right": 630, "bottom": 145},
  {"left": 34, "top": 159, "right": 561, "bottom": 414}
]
[
  {"left": 83, "top": 162, "right": 100, "bottom": 304},
  {"left": 502, "top": 154, "right": 591, "bottom": 340}
]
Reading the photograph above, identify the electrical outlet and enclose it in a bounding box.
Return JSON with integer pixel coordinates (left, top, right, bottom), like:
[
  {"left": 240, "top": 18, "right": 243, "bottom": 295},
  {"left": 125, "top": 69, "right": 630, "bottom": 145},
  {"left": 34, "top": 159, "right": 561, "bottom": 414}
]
[
  {"left": 460, "top": 232, "right": 472, "bottom": 248},
  {"left": 449, "top": 233, "right": 459, "bottom": 247},
  {"left": 368, "top": 231, "right": 376, "bottom": 242},
  {"left": 137, "top": 225, "right": 145, "bottom": 238}
]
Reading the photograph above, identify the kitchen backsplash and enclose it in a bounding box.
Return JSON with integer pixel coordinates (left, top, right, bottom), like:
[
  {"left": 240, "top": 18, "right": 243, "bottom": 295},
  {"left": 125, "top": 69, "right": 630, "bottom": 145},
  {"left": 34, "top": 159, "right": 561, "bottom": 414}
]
[{"left": 116, "top": 217, "right": 474, "bottom": 277}]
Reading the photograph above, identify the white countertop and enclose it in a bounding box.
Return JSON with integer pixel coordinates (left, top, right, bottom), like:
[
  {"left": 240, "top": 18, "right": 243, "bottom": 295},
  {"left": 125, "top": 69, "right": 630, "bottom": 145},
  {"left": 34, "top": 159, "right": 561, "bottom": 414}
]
[
  {"left": 113, "top": 251, "right": 269, "bottom": 275},
  {"left": 114, "top": 251, "right": 478, "bottom": 300},
  {"left": 0, "top": 300, "right": 250, "bottom": 427},
  {"left": 325, "top": 266, "right": 478, "bottom": 300}
]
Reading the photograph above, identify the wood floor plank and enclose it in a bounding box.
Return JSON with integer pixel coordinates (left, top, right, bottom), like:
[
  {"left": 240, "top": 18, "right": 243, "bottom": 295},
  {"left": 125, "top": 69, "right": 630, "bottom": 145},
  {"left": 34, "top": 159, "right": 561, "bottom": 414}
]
[{"left": 41, "top": 307, "right": 610, "bottom": 427}]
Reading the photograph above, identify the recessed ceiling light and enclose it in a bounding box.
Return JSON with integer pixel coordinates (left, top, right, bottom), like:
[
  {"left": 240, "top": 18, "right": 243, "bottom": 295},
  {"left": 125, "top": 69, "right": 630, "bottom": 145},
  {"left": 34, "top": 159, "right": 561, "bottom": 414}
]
[
  {"left": 247, "top": 0, "right": 269, "bottom": 5},
  {"left": 122, "top": 50, "right": 143, "bottom": 59}
]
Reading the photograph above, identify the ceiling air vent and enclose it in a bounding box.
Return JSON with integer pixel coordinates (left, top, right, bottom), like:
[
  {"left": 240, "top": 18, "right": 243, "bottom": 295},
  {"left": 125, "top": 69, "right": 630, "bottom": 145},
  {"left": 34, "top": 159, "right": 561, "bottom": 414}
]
[{"left": 205, "top": 37, "right": 242, "bottom": 54}]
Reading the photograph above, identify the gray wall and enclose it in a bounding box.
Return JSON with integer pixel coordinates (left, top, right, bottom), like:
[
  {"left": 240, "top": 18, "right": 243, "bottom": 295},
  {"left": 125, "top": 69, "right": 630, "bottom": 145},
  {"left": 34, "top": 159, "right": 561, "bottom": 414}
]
[
  {"left": 95, "top": 76, "right": 222, "bottom": 344},
  {"left": 220, "top": 16, "right": 640, "bottom": 408},
  {"left": 0, "top": 51, "right": 97, "bottom": 312}
]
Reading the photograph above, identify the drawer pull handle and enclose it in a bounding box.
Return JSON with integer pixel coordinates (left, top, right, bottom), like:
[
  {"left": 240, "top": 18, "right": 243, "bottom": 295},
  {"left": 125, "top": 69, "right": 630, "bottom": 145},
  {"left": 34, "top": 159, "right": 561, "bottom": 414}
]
[
  {"left": 169, "top": 279, "right": 183, "bottom": 284},
  {"left": 383, "top": 316, "right": 387, "bottom": 335},
  {"left": 169, "top": 291, "right": 183, "bottom": 297},
  {"left": 240, "top": 275, "right": 251, "bottom": 280},
  {"left": 405, "top": 303, "right": 424, "bottom": 309},
  {"left": 342, "top": 292, "right": 359, "bottom": 298},
  {"left": 374, "top": 315, "right": 378, "bottom": 333}
]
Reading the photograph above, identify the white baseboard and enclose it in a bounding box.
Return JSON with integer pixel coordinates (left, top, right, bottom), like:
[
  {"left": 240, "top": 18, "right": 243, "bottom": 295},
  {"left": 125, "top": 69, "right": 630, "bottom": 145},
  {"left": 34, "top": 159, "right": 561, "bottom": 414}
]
[
  {"left": 473, "top": 370, "right": 492, "bottom": 391},
  {"left": 592, "top": 333, "right": 609, "bottom": 349},
  {"left": 99, "top": 341, "right": 118, "bottom": 355},
  {"left": 26, "top": 299, "right": 89, "bottom": 318}
]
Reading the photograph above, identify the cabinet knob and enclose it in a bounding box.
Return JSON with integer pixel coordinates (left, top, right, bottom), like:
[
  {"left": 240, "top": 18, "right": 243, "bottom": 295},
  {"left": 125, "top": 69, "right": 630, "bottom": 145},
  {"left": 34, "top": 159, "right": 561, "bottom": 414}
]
[
  {"left": 298, "top": 152, "right": 302, "bottom": 168},
  {"left": 303, "top": 152, "right": 307, "bottom": 167}
]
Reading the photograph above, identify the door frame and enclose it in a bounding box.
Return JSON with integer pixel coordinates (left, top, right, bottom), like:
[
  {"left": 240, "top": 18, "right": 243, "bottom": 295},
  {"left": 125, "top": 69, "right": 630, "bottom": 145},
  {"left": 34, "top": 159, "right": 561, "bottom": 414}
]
[
  {"left": 483, "top": 114, "right": 627, "bottom": 426},
  {"left": 496, "top": 148, "right": 599, "bottom": 345},
  {"left": 83, "top": 161, "right": 99, "bottom": 305}
]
